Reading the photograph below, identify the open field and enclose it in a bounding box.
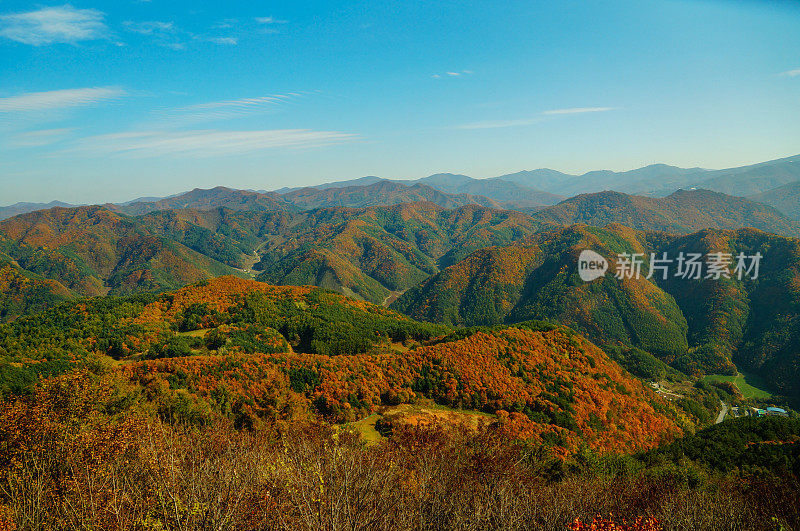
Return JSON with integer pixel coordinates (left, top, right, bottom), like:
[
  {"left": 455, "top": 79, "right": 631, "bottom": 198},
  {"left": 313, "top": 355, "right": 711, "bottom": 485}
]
[
  {"left": 176, "top": 328, "right": 211, "bottom": 338},
  {"left": 343, "top": 401, "right": 496, "bottom": 444},
  {"left": 703, "top": 371, "right": 774, "bottom": 400}
]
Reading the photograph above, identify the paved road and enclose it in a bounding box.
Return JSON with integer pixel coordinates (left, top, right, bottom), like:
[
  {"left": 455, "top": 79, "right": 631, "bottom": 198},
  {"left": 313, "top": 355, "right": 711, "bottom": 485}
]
[{"left": 715, "top": 400, "right": 729, "bottom": 424}]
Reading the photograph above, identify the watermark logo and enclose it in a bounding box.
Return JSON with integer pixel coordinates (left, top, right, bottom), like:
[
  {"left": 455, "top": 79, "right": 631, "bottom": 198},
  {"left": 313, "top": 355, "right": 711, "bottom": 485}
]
[
  {"left": 578, "top": 249, "right": 609, "bottom": 282},
  {"left": 578, "top": 250, "right": 763, "bottom": 282}
]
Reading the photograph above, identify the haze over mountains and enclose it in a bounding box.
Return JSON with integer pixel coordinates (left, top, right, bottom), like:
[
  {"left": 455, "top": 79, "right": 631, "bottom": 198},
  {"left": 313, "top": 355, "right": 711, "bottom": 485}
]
[
  {"left": 1, "top": 153, "right": 800, "bottom": 406},
  {"left": 750, "top": 181, "right": 800, "bottom": 221},
  {"left": 2, "top": 185, "right": 797, "bottom": 310},
  {"left": 273, "top": 153, "right": 800, "bottom": 215},
  {"left": 4, "top": 153, "right": 800, "bottom": 221},
  {"left": 534, "top": 189, "right": 800, "bottom": 236}
]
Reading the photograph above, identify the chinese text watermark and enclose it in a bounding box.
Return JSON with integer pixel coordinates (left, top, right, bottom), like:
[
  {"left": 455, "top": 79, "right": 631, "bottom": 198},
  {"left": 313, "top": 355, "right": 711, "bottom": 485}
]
[{"left": 578, "top": 250, "right": 762, "bottom": 282}]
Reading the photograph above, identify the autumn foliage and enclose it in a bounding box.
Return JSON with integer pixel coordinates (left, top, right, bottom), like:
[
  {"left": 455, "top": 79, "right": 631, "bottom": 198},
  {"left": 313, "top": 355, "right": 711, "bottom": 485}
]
[{"left": 567, "top": 516, "right": 662, "bottom": 531}]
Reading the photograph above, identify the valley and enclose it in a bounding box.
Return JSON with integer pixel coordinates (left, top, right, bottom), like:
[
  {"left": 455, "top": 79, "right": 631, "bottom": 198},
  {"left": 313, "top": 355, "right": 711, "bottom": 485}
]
[
  {"left": 2, "top": 167, "right": 800, "bottom": 410},
  {"left": 3, "top": 1, "right": 799, "bottom": 527}
]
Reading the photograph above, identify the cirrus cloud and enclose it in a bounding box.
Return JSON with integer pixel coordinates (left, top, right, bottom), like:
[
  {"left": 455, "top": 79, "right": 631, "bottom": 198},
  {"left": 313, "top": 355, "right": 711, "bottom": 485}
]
[
  {"left": 454, "top": 117, "right": 543, "bottom": 130},
  {"left": 432, "top": 70, "right": 474, "bottom": 79},
  {"left": 154, "top": 93, "right": 302, "bottom": 125},
  {"left": 453, "top": 106, "right": 614, "bottom": 130},
  {"left": 67, "top": 129, "right": 357, "bottom": 157},
  {"left": 0, "top": 87, "right": 125, "bottom": 112},
  {"left": 10, "top": 128, "right": 72, "bottom": 147},
  {"left": 0, "top": 5, "right": 107, "bottom": 45},
  {"left": 542, "top": 107, "right": 614, "bottom": 115},
  {"left": 255, "top": 16, "right": 288, "bottom": 24}
]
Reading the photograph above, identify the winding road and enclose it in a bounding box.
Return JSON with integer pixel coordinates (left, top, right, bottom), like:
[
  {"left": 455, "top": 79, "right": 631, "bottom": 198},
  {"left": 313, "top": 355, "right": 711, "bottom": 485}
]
[{"left": 715, "top": 400, "right": 729, "bottom": 424}]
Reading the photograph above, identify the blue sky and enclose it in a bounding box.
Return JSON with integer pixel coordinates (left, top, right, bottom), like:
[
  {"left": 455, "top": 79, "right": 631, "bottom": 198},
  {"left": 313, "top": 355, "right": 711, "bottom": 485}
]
[{"left": 1, "top": 0, "right": 799, "bottom": 204}]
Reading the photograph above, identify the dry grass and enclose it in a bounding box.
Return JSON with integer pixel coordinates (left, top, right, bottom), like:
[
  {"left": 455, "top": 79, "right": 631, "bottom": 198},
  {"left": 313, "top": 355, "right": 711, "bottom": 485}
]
[{"left": 1, "top": 418, "right": 798, "bottom": 531}]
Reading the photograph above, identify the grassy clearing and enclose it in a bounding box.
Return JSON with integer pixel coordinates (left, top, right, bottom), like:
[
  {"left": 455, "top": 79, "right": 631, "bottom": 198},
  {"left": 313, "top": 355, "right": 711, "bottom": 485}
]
[
  {"left": 342, "top": 401, "right": 495, "bottom": 444},
  {"left": 347, "top": 413, "right": 383, "bottom": 444},
  {"left": 176, "top": 328, "right": 210, "bottom": 338},
  {"left": 703, "top": 371, "right": 773, "bottom": 399}
]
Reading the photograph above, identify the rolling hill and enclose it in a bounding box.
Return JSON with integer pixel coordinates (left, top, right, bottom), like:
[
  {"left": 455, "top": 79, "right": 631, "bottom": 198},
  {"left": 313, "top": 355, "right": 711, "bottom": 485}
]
[
  {"left": 498, "top": 164, "right": 710, "bottom": 197},
  {"left": 109, "top": 181, "right": 510, "bottom": 214},
  {"left": 0, "top": 202, "right": 544, "bottom": 315},
  {"left": 0, "top": 275, "right": 680, "bottom": 453},
  {"left": 532, "top": 189, "right": 800, "bottom": 236},
  {"left": 392, "top": 224, "right": 691, "bottom": 362},
  {"left": 415, "top": 173, "right": 563, "bottom": 208},
  {"left": 3, "top": 187, "right": 797, "bottom": 317},
  {"left": 393, "top": 224, "right": 800, "bottom": 401},
  {"left": 5, "top": 154, "right": 799, "bottom": 223},
  {"left": 493, "top": 154, "right": 800, "bottom": 197},
  {"left": 279, "top": 181, "right": 503, "bottom": 210},
  {"left": 134, "top": 207, "right": 300, "bottom": 269},
  {"left": 749, "top": 180, "right": 800, "bottom": 220},
  {"left": 0, "top": 260, "right": 72, "bottom": 320},
  {"left": 0, "top": 206, "right": 242, "bottom": 297},
  {"left": 690, "top": 154, "right": 800, "bottom": 197},
  {"left": 109, "top": 186, "right": 296, "bottom": 216},
  {"left": 275, "top": 174, "right": 562, "bottom": 209},
  {"left": 254, "top": 202, "right": 543, "bottom": 303},
  {"left": 0, "top": 200, "right": 78, "bottom": 221},
  {"left": 271, "top": 153, "right": 800, "bottom": 203}
]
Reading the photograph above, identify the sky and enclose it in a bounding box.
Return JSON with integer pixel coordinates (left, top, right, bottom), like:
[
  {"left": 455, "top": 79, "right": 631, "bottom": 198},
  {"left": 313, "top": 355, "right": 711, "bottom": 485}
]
[{"left": 0, "top": 0, "right": 799, "bottom": 204}]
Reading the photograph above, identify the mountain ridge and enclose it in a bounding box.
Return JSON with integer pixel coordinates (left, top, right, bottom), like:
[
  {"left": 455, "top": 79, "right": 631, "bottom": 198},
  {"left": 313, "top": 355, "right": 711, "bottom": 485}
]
[
  {"left": 392, "top": 224, "right": 800, "bottom": 402},
  {"left": 749, "top": 180, "right": 800, "bottom": 220},
  {"left": 5, "top": 153, "right": 799, "bottom": 220},
  {"left": 532, "top": 188, "right": 800, "bottom": 237}
]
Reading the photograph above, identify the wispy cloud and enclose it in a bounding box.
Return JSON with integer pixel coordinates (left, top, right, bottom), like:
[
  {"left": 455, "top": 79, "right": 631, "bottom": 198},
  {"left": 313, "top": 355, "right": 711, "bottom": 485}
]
[
  {"left": 124, "top": 19, "right": 238, "bottom": 48},
  {"left": 123, "top": 20, "right": 174, "bottom": 35},
  {"left": 10, "top": 128, "right": 72, "bottom": 147},
  {"left": 0, "top": 5, "right": 107, "bottom": 45},
  {"left": 542, "top": 107, "right": 614, "bottom": 115},
  {"left": 68, "top": 129, "right": 357, "bottom": 157},
  {"left": 780, "top": 68, "right": 800, "bottom": 77},
  {"left": 185, "top": 94, "right": 294, "bottom": 111},
  {"left": 207, "top": 36, "right": 237, "bottom": 45},
  {"left": 213, "top": 19, "right": 237, "bottom": 29},
  {"left": 123, "top": 19, "right": 188, "bottom": 49},
  {"left": 454, "top": 117, "right": 543, "bottom": 130},
  {"left": 255, "top": 16, "right": 288, "bottom": 24},
  {"left": 432, "top": 70, "right": 474, "bottom": 79},
  {"left": 157, "top": 93, "right": 301, "bottom": 124},
  {"left": 452, "top": 106, "right": 614, "bottom": 130},
  {"left": 0, "top": 87, "right": 125, "bottom": 112}
]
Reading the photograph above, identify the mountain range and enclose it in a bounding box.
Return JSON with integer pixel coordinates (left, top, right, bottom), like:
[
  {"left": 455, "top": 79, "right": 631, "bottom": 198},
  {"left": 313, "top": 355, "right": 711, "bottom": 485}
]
[
  {"left": 0, "top": 206, "right": 242, "bottom": 298},
  {"left": 0, "top": 275, "right": 681, "bottom": 453},
  {"left": 270, "top": 153, "right": 800, "bottom": 213},
  {"left": 5, "top": 154, "right": 799, "bottom": 221},
  {"left": 533, "top": 189, "right": 800, "bottom": 236},
  {"left": 492, "top": 154, "right": 800, "bottom": 198},
  {"left": 393, "top": 224, "right": 800, "bottom": 401},
  {"left": 2, "top": 185, "right": 795, "bottom": 310},
  {"left": 749, "top": 181, "right": 800, "bottom": 220},
  {"left": 1, "top": 154, "right": 799, "bottom": 405}
]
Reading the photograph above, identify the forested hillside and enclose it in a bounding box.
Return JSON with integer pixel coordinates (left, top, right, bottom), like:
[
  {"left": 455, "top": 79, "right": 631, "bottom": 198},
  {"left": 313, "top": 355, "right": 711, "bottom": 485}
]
[
  {"left": 280, "top": 181, "right": 503, "bottom": 210},
  {"left": 394, "top": 225, "right": 800, "bottom": 400},
  {"left": 255, "top": 202, "right": 543, "bottom": 303},
  {"left": 0, "top": 206, "right": 242, "bottom": 298},
  {"left": 532, "top": 189, "right": 800, "bottom": 237},
  {"left": 750, "top": 180, "right": 800, "bottom": 220},
  {"left": 0, "top": 276, "right": 681, "bottom": 454},
  {"left": 108, "top": 186, "right": 296, "bottom": 216},
  {"left": 2, "top": 192, "right": 799, "bottom": 320},
  {"left": 0, "top": 261, "right": 72, "bottom": 320},
  {"left": 0, "top": 202, "right": 546, "bottom": 315}
]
